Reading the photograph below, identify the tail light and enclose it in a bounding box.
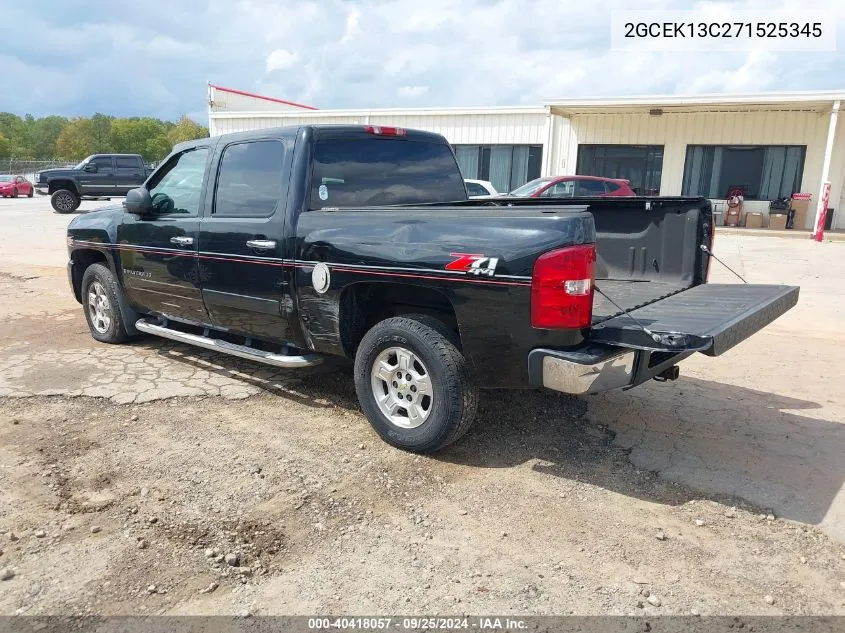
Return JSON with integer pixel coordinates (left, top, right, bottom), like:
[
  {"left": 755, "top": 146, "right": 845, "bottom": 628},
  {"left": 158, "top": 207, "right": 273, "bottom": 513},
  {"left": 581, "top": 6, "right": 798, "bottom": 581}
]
[
  {"left": 531, "top": 245, "right": 596, "bottom": 329},
  {"left": 365, "top": 125, "right": 407, "bottom": 136}
]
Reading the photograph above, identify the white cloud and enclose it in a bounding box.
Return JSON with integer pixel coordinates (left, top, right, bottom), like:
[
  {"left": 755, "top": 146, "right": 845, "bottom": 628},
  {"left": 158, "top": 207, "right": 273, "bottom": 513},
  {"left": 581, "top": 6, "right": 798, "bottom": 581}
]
[
  {"left": 0, "top": 0, "right": 843, "bottom": 119},
  {"left": 341, "top": 8, "right": 360, "bottom": 44},
  {"left": 681, "top": 51, "right": 777, "bottom": 93},
  {"left": 265, "top": 48, "right": 298, "bottom": 73},
  {"left": 397, "top": 85, "right": 429, "bottom": 98}
]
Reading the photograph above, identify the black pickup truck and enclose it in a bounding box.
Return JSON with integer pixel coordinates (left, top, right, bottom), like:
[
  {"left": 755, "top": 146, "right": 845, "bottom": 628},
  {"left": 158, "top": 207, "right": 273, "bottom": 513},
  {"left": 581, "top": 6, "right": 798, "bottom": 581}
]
[
  {"left": 65, "top": 125, "right": 798, "bottom": 452},
  {"left": 37, "top": 154, "right": 151, "bottom": 213}
]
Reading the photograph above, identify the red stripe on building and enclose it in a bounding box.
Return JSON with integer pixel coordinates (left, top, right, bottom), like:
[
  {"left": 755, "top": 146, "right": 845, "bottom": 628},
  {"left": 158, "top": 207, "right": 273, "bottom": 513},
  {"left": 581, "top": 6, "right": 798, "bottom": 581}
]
[{"left": 209, "top": 84, "right": 318, "bottom": 110}]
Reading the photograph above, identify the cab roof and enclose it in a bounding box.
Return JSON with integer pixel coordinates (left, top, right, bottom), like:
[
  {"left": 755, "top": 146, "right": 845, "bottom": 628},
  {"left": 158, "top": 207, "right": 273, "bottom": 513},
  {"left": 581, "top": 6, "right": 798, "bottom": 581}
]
[{"left": 173, "top": 124, "right": 449, "bottom": 154}]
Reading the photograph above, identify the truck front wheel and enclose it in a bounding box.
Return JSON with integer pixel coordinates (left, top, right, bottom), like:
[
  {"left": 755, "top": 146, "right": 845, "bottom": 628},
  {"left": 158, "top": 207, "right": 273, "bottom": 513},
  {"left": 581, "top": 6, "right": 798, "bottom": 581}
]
[
  {"left": 81, "top": 263, "right": 132, "bottom": 344},
  {"left": 51, "top": 189, "right": 80, "bottom": 213},
  {"left": 354, "top": 316, "right": 478, "bottom": 453}
]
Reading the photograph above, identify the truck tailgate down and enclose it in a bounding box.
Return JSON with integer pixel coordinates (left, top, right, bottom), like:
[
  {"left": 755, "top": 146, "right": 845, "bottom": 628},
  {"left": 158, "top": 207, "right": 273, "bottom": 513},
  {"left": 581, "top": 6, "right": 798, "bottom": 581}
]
[{"left": 589, "top": 284, "right": 799, "bottom": 356}]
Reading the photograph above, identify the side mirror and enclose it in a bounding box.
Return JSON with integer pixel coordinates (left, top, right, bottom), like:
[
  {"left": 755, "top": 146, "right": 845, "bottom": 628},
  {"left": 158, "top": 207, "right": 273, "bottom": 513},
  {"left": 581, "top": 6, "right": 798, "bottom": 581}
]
[
  {"left": 84, "top": 163, "right": 98, "bottom": 173},
  {"left": 124, "top": 187, "right": 153, "bottom": 216}
]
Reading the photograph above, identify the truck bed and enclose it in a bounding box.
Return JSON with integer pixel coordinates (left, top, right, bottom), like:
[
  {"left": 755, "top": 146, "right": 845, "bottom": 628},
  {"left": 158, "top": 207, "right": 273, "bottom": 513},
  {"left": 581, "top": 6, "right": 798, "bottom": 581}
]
[
  {"left": 592, "top": 279, "right": 690, "bottom": 324},
  {"left": 589, "top": 197, "right": 707, "bottom": 324}
]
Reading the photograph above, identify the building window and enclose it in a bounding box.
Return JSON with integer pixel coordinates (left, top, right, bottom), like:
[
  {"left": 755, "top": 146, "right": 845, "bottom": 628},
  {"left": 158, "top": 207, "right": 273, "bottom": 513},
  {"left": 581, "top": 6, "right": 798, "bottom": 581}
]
[
  {"left": 576, "top": 145, "right": 664, "bottom": 195},
  {"left": 682, "top": 145, "right": 806, "bottom": 200},
  {"left": 453, "top": 144, "right": 542, "bottom": 193}
]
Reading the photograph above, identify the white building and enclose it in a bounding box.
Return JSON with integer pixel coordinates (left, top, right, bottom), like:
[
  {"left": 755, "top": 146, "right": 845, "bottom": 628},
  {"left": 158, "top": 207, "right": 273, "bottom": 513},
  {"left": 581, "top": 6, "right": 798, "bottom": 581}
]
[{"left": 208, "top": 83, "right": 844, "bottom": 230}]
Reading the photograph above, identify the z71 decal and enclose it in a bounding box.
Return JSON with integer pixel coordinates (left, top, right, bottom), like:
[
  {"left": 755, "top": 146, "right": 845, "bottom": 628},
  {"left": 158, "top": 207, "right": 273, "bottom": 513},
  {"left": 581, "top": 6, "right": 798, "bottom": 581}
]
[{"left": 445, "top": 253, "right": 500, "bottom": 277}]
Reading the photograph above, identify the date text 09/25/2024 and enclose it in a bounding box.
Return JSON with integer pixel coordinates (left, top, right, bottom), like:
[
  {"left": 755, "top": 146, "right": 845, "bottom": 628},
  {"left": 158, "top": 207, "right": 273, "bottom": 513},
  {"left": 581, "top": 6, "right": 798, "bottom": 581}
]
[{"left": 307, "top": 617, "right": 527, "bottom": 630}]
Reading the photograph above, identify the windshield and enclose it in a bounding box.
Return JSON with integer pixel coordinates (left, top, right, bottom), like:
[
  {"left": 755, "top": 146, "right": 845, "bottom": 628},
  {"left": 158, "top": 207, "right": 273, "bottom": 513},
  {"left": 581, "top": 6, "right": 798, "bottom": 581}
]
[
  {"left": 0, "top": 175, "right": 12, "bottom": 182},
  {"left": 74, "top": 156, "right": 95, "bottom": 170},
  {"left": 510, "top": 177, "right": 553, "bottom": 196}
]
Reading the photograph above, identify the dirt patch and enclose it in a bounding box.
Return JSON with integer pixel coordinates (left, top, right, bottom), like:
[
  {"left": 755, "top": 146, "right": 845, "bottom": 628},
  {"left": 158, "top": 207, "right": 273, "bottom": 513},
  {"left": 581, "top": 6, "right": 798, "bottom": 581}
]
[{"left": 2, "top": 394, "right": 845, "bottom": 616}]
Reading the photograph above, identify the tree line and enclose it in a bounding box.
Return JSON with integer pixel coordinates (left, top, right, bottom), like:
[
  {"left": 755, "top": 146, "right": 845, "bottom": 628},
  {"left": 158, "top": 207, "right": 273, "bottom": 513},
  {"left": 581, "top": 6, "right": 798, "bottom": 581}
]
[{"left": 0, "top": 113, "right": 209, "bottom": 163}]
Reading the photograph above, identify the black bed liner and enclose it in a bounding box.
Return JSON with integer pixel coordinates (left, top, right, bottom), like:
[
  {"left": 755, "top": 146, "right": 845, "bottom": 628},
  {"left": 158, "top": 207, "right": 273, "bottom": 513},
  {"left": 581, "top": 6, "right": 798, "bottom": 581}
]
[
  {"left": 589, "top": 283, "right": 799, "bottom": 356},
  {"left": 592, "top": 279, "right": 691, "bottom": 324}
]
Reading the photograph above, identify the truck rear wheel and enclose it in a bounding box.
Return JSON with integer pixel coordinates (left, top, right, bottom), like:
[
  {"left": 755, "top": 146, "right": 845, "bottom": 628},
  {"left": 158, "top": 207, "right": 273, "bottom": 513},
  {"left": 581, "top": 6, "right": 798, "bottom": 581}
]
[
  {"left": 354, "top": 316, "right": 478, "bottom": 453},
  {"left": 51, "top": 189, "right": 80, "bottom": 213},
  {"left": 81, "top": 263, "right": 132, "bottom": 344}
]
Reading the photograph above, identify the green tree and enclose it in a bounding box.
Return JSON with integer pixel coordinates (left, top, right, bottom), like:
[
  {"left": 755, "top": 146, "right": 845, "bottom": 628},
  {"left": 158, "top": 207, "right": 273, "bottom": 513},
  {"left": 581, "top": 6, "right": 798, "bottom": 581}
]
[
  {"left": 0, "top": 113, "right": 31, "bottom": 157},
  {"left": 90, "top": 113, "right": 114, "bottom": 153},
  {"left": 112, "top": 118, "right": 169, "bottom": 159},
  {"left": 28, "top": 115, "right": 68, "bottom": 159},
  {"left": 0, "top": 131, "right": 10, "bottom": 158},
  {"left": 145, "top": 136, "right": 172, "bottom": 161},
  {"left": 168, "top": 115, "right": 209, "bottom": 146},
  {"left": 56, "top": 118, "right": 95, "bottom": 160},
  {"left": 0, "top": 112, "right": 208, "bottom": 162}
]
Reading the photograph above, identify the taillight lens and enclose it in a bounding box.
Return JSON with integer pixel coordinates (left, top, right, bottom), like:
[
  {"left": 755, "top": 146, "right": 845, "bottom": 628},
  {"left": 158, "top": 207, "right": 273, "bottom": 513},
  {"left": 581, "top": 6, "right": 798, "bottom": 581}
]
[
  {"left": 531, "top": 245, "right": 596, "bottom": 329},
  {"left": 364, "top": 125, "right": 406, "bottom": 136}
]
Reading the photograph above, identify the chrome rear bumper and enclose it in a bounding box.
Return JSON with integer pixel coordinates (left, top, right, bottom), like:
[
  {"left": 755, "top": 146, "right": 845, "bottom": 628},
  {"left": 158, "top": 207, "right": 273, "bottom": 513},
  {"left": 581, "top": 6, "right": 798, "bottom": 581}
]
[
  {"left": 536, "top": 348, "right": 636, "bottom": 395},
  {"left": 527, "top": 344, "right": 689, "bottom": 395}
]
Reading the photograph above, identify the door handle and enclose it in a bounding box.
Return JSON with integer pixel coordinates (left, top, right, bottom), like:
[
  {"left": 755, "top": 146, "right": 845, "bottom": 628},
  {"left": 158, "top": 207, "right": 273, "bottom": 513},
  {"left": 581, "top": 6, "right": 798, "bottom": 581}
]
[
  {"left": 246, "top": 239, "right": 276, "bottom": 250},
  {"left": 170, "top": 236, "right": 194, "bottom": 246}
]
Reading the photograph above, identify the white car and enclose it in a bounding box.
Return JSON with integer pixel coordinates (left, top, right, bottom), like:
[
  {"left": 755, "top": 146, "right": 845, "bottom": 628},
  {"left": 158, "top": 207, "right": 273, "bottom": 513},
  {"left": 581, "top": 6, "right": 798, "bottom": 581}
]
[{"left": 464, "top": 179, "right": 498, "bottom": 198}]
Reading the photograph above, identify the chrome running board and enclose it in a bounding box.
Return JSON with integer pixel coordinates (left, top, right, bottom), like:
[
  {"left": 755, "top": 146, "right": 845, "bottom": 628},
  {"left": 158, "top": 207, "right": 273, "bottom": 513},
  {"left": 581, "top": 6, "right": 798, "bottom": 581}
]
[{"left": 135, "top": 319, "right": 323, "bottom": 368}]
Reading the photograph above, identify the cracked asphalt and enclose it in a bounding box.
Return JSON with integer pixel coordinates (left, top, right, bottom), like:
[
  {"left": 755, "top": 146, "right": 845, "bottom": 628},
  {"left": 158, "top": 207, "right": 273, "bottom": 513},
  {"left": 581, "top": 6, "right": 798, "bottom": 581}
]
[{"left": 2, "top": 196, "right": 845, "bottom": 615}]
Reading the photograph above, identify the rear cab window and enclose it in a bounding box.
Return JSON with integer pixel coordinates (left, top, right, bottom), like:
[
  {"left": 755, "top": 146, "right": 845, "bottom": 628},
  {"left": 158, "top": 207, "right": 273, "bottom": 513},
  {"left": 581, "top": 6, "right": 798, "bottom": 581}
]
[
  {"left": 115, "top": 157, "right": 141, "bottom": 171},
  {"left": 309, "top": 134, "right": 466, "bottom": 210}
]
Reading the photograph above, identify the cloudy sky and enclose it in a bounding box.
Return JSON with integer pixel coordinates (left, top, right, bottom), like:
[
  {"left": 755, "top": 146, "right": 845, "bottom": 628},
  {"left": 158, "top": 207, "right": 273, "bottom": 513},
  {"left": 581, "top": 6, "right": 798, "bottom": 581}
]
[{"left": 0, "top": 0, "right": 842, "bottom": 121}]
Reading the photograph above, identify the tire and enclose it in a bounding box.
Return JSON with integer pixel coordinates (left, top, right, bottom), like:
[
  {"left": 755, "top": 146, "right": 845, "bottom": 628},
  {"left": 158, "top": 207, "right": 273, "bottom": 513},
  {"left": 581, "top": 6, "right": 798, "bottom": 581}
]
[
  {"left": 51, "top": 189, "right": 80, "bottom": 213},
  {"left": 80, "top": 263, "right": 132, "bottom": 344},
  {"left": 402, "top": 313, "right": 461, "bottom": 349},
  {"left": 354, "top": 316, "right": 478, "bottom": 453},
  {"left": 11, "top": 188, "right": 18, "bottom": 198},
  {"left": 27, "top": 188, "right": 33, "bottom": 198}
]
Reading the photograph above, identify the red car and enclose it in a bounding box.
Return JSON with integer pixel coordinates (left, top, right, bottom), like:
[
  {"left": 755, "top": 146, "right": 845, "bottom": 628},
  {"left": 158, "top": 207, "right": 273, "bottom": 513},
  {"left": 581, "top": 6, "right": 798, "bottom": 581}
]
[
  {"left": 0, "top": 175, "right": 34, "bottom": 198},
  {"left": 510, "top": 175, "right": 637, "bottom": 198}
]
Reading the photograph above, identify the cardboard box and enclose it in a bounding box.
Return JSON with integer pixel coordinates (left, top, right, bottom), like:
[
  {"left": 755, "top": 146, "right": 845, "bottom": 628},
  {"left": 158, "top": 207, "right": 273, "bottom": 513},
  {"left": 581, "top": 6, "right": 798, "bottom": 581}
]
[
  {"left": 769, "top": 213, "right": 787, "bottom": 230},
  {"left": 793, "top": 209, "right": 809, "bottom": 229},
  {"left": 745, "top": 212, "right": 764, "bottom": 229},
  {"left": 791, "top": 197, "right": 812, "bottom": 229}
]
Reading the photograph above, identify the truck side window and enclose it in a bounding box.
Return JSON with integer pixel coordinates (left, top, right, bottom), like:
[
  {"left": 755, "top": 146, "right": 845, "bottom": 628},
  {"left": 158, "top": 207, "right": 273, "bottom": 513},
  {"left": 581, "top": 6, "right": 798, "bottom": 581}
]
[
  {"left": 213, "top": 140, "right": 285, "bottom": 218},
  {"left": 146, "top": 147, "right": 209, "bottom": 216},
  {"left": 89, "top": 157, "right": 114, "bottom": 174}
]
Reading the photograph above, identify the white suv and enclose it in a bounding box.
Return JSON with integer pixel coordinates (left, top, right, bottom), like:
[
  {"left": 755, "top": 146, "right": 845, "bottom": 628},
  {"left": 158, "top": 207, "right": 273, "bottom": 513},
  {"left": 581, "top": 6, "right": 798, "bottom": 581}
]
[{"left": 464, "top": 179, "right": 498, "bottom": 198}]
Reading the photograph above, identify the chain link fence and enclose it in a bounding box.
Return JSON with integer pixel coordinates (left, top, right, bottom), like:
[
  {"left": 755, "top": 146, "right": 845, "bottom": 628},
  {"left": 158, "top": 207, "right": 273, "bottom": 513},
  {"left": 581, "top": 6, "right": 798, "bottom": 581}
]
[{"left": 2, "top": 158, "right": 76, "bottom": 183}]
